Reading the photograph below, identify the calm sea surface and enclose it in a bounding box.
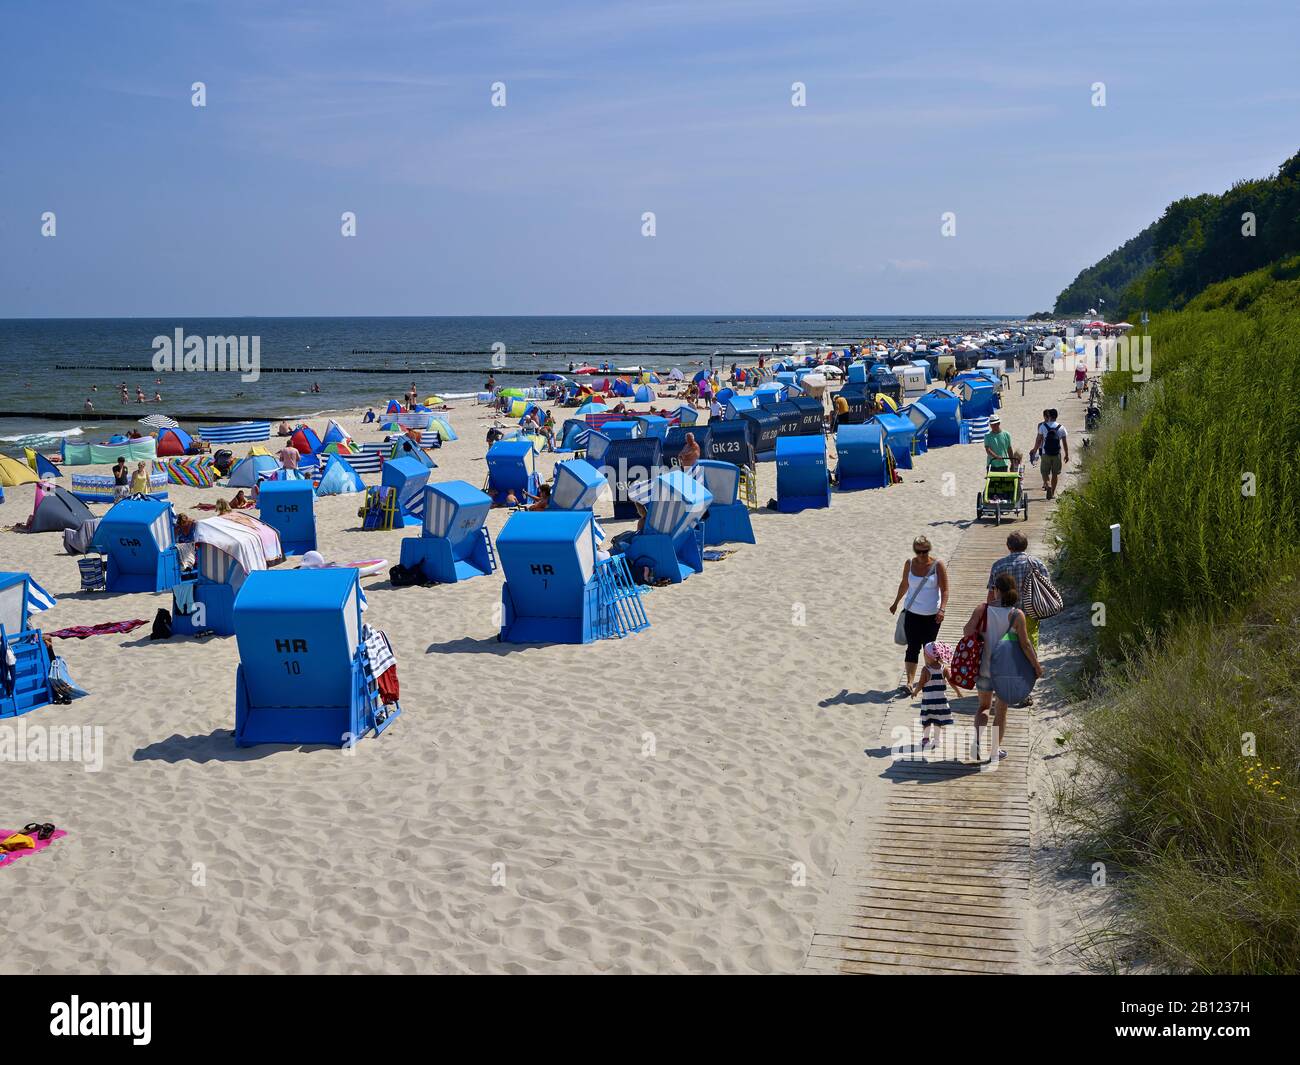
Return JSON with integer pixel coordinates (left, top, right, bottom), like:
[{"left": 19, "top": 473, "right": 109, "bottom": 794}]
[{"left": 0, "top": 315, "right": 1016, "bottom": 452}]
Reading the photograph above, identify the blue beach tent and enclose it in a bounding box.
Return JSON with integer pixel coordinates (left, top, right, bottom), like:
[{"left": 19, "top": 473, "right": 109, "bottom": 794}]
[
  {"left": 91, "top": 498, "right": 180, "bottom": 593},
  {"left": 381, "top": 456, "right": 432, "bottom": 526},
  {"left": 314, "top": 455, "right": 365, "bottom": 496},
  {"left": 835, "top": 423, "right": 891, "bottom": 490},
  {"left": 0, "top": 572, "right": 53, "bottom": 718},
  {"left": 233, "top": 569, "right": 400, "bottom": 747},
  {"left": 695, "top": 460, "right": 755, "bottom": 546},
  {"left": 257, "top": 479, "right": 317, "bottom": 555},
  {"left": 399, "top": 480, "right": 496, "bottom": 584},
  {"left": 557, "top": 418, "right": 589, "bottom": 453},
  {"left": 621, "top": 469, "right": 712, "bottom": 584},
  {"left": 496, "top": 510, "right": 648, "bottom": 644},
  {"left": 485, "top": 440, "right": 540, "bottom": 505},
  {"left": 775, "top": 435, "right": 830, "bottom": 512},
  {"left": 226, "top": 453, "right": 280, "bottom": 487}
]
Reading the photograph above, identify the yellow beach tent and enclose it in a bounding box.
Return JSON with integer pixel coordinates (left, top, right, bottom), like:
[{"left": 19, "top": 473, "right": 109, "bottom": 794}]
[{"left": 0, "top": 454, "right": 40, "bottom": 487}]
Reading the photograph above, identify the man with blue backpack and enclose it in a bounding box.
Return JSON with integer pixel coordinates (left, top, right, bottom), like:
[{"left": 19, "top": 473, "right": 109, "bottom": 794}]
[{"left": 1030, "top": 408, "right": 1069, "bottom": 500}]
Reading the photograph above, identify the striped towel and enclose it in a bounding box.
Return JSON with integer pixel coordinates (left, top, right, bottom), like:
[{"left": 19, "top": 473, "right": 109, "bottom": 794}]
[
  {"left": 198, "top": 422, "right": 272, "bottom": 443},
  {"left": 27, "top": 577, "right": 58, "bottom": 614},
  {"left": 348, "top": 444, "right": 386, "bottom": 476}
]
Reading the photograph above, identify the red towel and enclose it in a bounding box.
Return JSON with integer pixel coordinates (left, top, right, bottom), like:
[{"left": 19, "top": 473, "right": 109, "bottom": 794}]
[{"left": 47, "top": 619, "right": 148, "bottom": 640}]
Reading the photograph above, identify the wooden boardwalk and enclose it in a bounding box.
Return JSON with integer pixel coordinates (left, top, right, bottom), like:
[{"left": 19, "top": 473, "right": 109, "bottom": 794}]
[{"left": 806, "top": 450, "right": 1062, "bottom": 974}]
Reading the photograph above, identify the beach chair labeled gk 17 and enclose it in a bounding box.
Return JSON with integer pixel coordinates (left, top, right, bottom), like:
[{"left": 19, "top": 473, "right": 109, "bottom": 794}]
[
  {"left": 496, "top": 510, "right": 648, "bottom": 644},
  {"left": 398, "top": 480, "right": 497, "bottom": 584},
  {"left": 90, "top": 498, "right": 181, "bottom": 593},
  {"left": 257, "top": 479, "right": 317, "bottom": 556},
  {"left": 233, "top": 569, "right": 399, "bottom": 747},
  {"left": 694, "top": 460, "right": 755, "bottom": 546}
]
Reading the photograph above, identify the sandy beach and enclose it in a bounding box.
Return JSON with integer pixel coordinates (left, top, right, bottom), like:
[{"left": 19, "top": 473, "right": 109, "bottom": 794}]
[{"left": 0, "top": 368, "right": 1091, "bottom": 974}]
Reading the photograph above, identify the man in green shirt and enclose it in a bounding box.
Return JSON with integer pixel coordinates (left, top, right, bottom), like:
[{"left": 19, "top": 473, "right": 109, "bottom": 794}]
[{"left": 984, "top": 415, "right": 1012, "bottom": 471}]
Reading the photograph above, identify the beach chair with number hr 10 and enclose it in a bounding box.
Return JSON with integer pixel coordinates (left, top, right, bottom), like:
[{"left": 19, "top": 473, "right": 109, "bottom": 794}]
[
  {"left": 398, "top": 480, "right": 497, "bottom": 584},
  {"left": 496, "top": 510, "right": 648, "bottom": 644},
  {"left": 233, "top": 569, "right": 400, "bottom": 747}
]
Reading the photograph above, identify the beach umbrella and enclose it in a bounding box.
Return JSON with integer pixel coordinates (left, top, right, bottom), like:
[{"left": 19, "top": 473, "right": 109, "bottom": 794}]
[
  {"left": 574, "top": 366, "right": 600, "bottom": 374},
  {"left": 693, "top": 370, "right": 711, "bottom": 383},
  {"left": 423, "top": 395, "right": 444, "bottom": 405},
  {"left": 537, "top": 373, "right": 566, "bottom": 382},
  {"left": 139, "top": 413, "right": 179, "bottom": 430},
  {"left": 575, "top": 401, "right": 608, "bottom": 416}
]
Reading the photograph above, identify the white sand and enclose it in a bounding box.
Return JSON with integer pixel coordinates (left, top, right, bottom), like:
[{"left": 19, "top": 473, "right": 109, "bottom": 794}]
[{"left": 2, "top": 371, "right": 1083, "bottom": 973}]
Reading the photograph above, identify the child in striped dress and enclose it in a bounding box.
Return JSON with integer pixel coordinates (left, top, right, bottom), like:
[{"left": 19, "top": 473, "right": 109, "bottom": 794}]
[{"left": 910, "top": 641, "right": 955, "bottom": 749}]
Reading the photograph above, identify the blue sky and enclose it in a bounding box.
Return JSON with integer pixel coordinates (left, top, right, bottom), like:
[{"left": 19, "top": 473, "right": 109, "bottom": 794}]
[{"left": 1, "top": 0, "right": 1297, "bottom": 316}]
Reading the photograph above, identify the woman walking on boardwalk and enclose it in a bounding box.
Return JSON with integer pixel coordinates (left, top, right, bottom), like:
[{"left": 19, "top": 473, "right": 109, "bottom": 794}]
[{"left": 888, "top": 536, "right": 949, "bottom": 694}]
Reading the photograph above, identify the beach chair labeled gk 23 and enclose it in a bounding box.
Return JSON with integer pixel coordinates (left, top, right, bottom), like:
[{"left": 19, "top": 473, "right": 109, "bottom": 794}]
[
  {"left": 233, "top": 569, "right": 400, "bottom": 747},
  {"left": 398, "top": 480, "right": 497, "bottom": 584},
  {"left": 496, "top": 510, "right": 648, "bottom": 644}
]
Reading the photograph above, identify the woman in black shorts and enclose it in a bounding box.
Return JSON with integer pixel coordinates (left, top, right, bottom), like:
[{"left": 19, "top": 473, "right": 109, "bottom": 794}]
[{"left": 888, "top": 535, "right": 949, "bottom": 694}]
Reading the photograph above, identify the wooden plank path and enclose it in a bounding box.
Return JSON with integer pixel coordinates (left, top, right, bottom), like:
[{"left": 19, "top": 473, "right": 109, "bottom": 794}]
[{"left": 806, "top": 446, "right": 1064, "bottom": 975}]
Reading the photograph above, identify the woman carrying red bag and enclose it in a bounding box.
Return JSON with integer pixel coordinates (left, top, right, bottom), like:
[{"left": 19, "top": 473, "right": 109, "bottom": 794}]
[{"left": 962, "top": 572, "right": 1042, "bottom": 764}]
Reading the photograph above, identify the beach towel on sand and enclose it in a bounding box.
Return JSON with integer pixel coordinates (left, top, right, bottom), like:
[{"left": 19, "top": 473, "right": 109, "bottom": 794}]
[
  {"left": 0, "top": 828, "right": 67, "bottom": 868},
  {"left": 47, "top": 619, "right": 148, "bottom": 640}
]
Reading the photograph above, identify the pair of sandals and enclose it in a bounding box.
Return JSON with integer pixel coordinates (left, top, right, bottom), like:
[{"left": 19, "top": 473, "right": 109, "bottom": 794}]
[{"left": 22, "top": 822, "right": 57, "bottom": 841}]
